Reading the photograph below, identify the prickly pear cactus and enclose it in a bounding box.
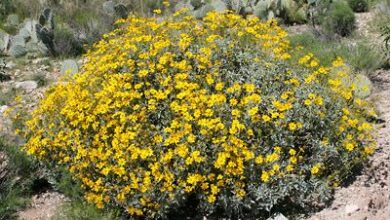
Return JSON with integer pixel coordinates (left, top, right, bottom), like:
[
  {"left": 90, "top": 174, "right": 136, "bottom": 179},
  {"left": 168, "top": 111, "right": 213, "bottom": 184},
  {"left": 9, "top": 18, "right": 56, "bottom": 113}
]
[
  {"left": 39, "top": 8, "right": 54, "bottom": 30},
  {"left": 114, "top": 4, "right": 129, "bottom": 19},
  {"left": 174, "top": 0, "right": 307, "bottom": 21},
  {"left": 353, "top": 74, "right": 372, "bottom": 99},
  {"left": 191, "top": 0, "right": 203, "bottom": 9},
  {"left": 36, "top": 8, "right": 56, "bottom": 56},
  {"left": 254, "top": 0, "right": 274, "bottom": 20},
  {"left": 6, "top": 14, "right": 19, "bottom": 27},
  {"left": 9, "top": 44, "right": 27, "bottom": 58},
  {"left": 0, "top": 152, "right": 8, "bottom": 184},
  {"left": 0, "top": 31, "right": 10, "bottom": 54},
  {"left": 211, "top": 0, "right": 228, "bottom": 11}
]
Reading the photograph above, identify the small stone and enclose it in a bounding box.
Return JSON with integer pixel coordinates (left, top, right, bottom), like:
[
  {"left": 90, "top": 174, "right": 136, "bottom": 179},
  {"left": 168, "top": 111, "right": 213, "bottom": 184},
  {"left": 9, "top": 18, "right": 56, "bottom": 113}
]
[
  {"left": 15, "top": 81, "right": 38, "bottom": 92},
  {"left": 0, "top": 105, "right": 9, "bottom": 116},
  {"left": 345, "top": 204, "right": 360, "bottom": 215},
  {"left": 267, "top": 213, "right": 289, "bottom": 220},
  {"left": 32, "top": 58, "right": 49, "bottom": 65},
  {"left": 5, "top": 61, "right": 16, "bottom": 69}
]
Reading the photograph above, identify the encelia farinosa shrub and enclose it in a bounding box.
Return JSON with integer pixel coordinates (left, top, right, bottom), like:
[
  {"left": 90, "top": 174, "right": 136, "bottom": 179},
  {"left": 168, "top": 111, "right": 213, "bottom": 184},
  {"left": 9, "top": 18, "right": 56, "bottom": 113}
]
[{"left": 22, "top": 10, "right": 376, "bottom": 219}]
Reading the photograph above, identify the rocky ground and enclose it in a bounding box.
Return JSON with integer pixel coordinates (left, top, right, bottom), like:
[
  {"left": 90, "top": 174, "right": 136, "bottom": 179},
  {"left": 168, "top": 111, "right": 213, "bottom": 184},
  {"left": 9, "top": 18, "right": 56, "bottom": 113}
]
[
  {"left": 0, "top": 59, "right": 73, "bottom": 220},
  {"left": 306, "top": 69, "right": 390, "bottom": 220},
  {"left": 18, "top": 192, "right": 68, "bottom": 220}
]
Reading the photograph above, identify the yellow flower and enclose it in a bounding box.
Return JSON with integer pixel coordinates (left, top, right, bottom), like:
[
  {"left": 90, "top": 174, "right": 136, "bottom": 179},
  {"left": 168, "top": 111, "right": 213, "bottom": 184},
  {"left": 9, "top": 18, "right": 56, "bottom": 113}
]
[
  {"left": 215, "top": 82, "right": 224, "bottom": 91},
  {"left": 261, "top": 171, "right": 270, "bottom": 182},
  {"left": 163, "top": 0, "right": 170, "bottom": 7},
  {"left": 286, "top": 165, "right": 294, "bottom": 172},
  {"left": 288, "top": 122, "right": 297, "bottom": 131},
  {"left": 153, "top": 9, "right": 162, "bottom": 14},
  {"left": 255, "top": 155, "right": 264, "bottom": 164},
  {"left": 272, "top": 164, "right": 280, "bottom": 172},
  {"left": 289, "top": 156, "right": 297, "bottom": 164},
  {"left": 187, "top": 173, "right": 204, "bottom": 185},
  {"left": 243, "top": 83, "right": 256, "bottom": 93},
  {"left": 127, "top": 206, "right": 144, "bottom": 216},
  {"left": 262, "top": 115, "right": 271, "bottom": 122},
  {"left": 315, "top": 96, "right": 324, "bottom": 106},
  {"left": 187, "top": 134, "right": 196, "bottom": 143},
  {"left": 235, "top": 189, "right": 246, "bottom": 198},
  {"left": 364, "top": 146, "right": 375, "bottom": 155},
  {"left": 248, "top": 107, "right": 258, "bottom": 116},
  {"left": 311, "top": 163, "right": 321, "bottom": 175},
  {"left": 139, "top": 69, "right": 149, "bottom": 77},
  {"left": 332, "top": 57, "right": 344, "bottom": 67},
  {"left": 310, "top": 60, "right": 318, "bottom": 68},
  {"left": 345, "top": 143, "right": 355, "bottom": 151},
  {"left": 207, "top": 195, "right": 216, "bottom": 203},
  {"left": 304, "top": 99, "right": 312, "bottom": 106}
]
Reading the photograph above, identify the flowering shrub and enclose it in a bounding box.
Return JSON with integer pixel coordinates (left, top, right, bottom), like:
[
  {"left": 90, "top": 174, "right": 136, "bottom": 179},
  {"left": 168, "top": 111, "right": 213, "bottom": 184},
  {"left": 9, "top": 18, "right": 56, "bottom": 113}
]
[{"left": 22, "top": 11, "right": 375, "bottom": 218}]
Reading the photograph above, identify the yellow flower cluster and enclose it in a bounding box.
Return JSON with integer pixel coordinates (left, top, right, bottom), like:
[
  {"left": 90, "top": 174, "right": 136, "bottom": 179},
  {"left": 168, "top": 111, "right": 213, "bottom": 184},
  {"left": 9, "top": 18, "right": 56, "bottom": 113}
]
[{"left": 22, "top": 10, "right": 375, "bottom": 218}]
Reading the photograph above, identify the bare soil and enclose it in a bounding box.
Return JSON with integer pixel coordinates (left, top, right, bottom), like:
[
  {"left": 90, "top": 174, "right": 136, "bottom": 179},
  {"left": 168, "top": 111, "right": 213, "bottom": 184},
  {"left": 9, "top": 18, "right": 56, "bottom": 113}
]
[{"left": 17, "top": 192, "right": 68, "bottom": 220}]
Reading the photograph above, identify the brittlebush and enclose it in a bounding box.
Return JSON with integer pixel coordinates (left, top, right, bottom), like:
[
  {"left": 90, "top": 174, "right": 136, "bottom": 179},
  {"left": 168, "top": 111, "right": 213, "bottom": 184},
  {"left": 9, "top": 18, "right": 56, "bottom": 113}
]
[{"left": 22, "top": 10, "right": 376, "bottom": 219}]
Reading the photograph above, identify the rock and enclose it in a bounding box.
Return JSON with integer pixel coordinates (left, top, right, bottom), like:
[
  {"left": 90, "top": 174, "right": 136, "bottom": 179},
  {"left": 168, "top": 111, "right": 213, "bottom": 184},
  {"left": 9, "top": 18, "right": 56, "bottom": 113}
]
[
  {"left": 267, "top": 213, "right": 289, "bottom": 220},
  {"left": 345, "top": 204, "right": 360, "bottom": 215},
  {"left": 15, "top": 81, "right": 38, "bottom": 92},
  {"left": 5, "top": 61, "right": 16, "bottom": 69},
  {"left": 9, "top": 44, "right": 27, "bottom": 58},
  {"left": 60, "top": 59, "right": 79, "bottom": 75},
  {"left": 0, "top": 105, "right": 9, "bottom": 116},
  {"left": 32, "top": 58, "right": 49, "bottom": 65},
  {"left": 6, "top": 14, "right": 19, "bottom": 26}
]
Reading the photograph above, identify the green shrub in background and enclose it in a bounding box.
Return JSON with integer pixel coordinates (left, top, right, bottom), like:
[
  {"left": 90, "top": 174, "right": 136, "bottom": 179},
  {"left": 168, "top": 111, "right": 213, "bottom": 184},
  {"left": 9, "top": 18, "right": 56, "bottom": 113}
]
[
  {"left": 289, "top": 33, "right": 385, "bottom": 71},
  {"left": 321, "top": 0, "right": 356, "bottom": 37},
  {"left": 53, "top": 24, "right": 84, "bottom": 57},
  {"left": 348, "top": 0, "right": 369, "bottom": 12},
  {"left": 0, "top": 139, "right": 38, "bottom": 220},
  {"left": 0, "top": 0, "right": 14, "bottom": 21}
]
